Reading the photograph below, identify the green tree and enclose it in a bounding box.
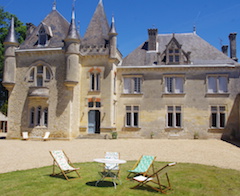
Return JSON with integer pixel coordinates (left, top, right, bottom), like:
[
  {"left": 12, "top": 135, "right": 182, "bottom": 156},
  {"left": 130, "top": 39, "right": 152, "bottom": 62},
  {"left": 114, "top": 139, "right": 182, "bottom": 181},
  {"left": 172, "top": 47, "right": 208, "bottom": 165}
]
[{"left": 0, "top": 7, "right": 26, "bottom": 115}]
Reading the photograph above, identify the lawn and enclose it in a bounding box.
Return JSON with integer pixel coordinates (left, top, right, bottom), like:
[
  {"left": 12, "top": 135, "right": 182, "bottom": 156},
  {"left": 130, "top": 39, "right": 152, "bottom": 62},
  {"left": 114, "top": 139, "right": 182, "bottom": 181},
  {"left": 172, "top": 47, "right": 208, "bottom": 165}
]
[{"left": 0, "top": 161, "right": 240, "bottom": 196}]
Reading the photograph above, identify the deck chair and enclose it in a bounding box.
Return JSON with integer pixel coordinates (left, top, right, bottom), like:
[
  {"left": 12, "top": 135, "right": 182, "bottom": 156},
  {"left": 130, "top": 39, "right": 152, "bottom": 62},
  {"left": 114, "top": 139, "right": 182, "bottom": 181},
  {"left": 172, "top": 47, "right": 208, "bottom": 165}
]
[
  {"left": 43, "top": 132, "right": 50, "bottom": 141},
  {"left": 132, "top": 162, "right": 176, "bottom": 194},
  {"left": 127, "top": 155, "right": 156, "bottom": 179},
  {"left": 22, "top": 132, "right": 29, "bottom": 140},
  {"left": 49, "top": 150, "right": 80, "bottom": 181},
  {"left": 96, "top": 152, "right": 120, "bottom": 188}
]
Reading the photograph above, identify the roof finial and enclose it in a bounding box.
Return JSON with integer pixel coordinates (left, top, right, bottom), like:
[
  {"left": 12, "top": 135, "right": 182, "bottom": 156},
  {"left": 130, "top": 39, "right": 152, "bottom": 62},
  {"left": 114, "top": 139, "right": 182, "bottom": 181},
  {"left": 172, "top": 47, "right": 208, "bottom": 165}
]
[
  {"left": 99, "top": 0, "right": 103, "bottom": 5},
  {"left": 193, "top": 25, "right": 197, "bottom": 34},
  {"left": 52, "top": 0, "right": 56, "bottom": 10},
  {"left": 72, "top": 0, "right": 76, "bottom": 20}
]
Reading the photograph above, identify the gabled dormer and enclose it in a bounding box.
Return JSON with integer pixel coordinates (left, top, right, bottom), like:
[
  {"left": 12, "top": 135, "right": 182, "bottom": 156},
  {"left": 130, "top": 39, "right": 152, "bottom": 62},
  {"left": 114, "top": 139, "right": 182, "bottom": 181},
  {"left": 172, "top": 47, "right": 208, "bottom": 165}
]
[
  {"left": 36, "top": 22, "right": 53, "bottom": 47},
  {"left": 162, "top": 34, "right": 191, "bottom": 65}
]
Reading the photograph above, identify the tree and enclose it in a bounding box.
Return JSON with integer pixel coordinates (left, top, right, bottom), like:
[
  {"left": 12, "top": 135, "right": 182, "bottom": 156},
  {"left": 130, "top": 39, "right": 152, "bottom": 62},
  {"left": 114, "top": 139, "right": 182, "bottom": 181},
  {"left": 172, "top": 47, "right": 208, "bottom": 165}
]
[{"left": 0, "top": 7, "right": 26, "bottom": 115}]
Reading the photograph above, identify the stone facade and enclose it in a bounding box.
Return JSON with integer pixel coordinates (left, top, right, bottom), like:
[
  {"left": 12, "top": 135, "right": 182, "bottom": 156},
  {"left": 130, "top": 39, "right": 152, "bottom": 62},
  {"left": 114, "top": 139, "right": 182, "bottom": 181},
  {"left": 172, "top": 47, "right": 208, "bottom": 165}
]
[{"left": 3, "top": 1, "right": 240, "bottom": 140}]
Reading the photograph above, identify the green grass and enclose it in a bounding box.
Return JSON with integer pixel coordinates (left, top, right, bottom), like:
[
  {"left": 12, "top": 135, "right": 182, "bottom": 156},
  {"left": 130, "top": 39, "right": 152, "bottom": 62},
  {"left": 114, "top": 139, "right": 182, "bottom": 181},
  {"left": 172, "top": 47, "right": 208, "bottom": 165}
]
[{"left": 0, "top": 161, "right": 240, "bottom": 196}]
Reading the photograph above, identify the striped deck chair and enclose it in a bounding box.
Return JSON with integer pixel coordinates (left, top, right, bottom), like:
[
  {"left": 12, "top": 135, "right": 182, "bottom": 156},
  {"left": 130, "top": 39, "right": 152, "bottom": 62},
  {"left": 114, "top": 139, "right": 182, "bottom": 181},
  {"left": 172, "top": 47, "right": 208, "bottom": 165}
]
[
  {"left": 132, "top": 162, "right": 176, "bottom": 193},
  {"left": 127, "top": 155, "right": 156, "bottom": 179},
  {"left": 49, "top": 150, "right": 80, "bottom": 181}
]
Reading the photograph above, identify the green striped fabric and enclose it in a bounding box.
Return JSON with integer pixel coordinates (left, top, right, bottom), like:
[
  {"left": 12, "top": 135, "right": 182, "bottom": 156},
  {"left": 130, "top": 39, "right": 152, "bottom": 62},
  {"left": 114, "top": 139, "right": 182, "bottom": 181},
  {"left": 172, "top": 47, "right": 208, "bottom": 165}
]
[{"left": 128, "top": 155, "right": 154, "bottom": 173}]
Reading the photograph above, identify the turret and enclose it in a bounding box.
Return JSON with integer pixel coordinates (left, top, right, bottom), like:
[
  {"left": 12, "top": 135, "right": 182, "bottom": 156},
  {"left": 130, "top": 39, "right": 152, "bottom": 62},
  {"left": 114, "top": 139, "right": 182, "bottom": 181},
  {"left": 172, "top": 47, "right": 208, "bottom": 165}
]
[
  {"left": 64, "top": 6, "right": 81, "bottom": 88},
  {"left": 2, "top": 17, "right": 19, "bottom": 90},
  {"left": 108, "top": 16, "right": 118, "bottom": 58}
]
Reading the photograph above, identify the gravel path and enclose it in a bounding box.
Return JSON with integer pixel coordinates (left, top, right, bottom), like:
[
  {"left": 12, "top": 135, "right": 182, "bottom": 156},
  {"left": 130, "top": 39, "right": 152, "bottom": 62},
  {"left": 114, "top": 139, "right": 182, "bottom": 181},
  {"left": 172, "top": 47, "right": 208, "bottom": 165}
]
[{"left": 0, "top": 138, "right": 240, "bottom": 173}]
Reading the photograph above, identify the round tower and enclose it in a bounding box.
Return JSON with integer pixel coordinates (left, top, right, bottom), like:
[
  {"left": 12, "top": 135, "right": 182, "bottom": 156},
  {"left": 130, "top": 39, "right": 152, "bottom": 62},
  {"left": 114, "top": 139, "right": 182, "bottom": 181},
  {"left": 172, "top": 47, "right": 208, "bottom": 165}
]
[
  {"left": 3, "top": 17, "right": 19, "bottom": 90},
  {"left": 108, "top": 16, "right": 118, "bottom": 59},
  {"left": 64, "top": 6, "right": 81, "bottom": 88}
]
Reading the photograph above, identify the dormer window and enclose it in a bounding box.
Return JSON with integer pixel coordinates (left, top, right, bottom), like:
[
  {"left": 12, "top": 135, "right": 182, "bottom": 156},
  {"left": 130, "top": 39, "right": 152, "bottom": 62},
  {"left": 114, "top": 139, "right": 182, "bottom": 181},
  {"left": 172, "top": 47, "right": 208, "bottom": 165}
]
[
  {"left": 169, "top": 49, "right": 180, "bottom": 63},
  {"left": 36, "top": 23, "right": 53, "bottom": 47}
]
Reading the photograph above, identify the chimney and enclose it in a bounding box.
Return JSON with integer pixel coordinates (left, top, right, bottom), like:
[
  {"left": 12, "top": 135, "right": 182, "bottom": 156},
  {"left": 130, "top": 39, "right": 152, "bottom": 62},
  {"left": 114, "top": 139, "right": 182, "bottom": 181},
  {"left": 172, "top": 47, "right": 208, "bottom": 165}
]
[
  {"left": 148, "top": 28, "right": 158, "bottom": 51},
  {"left": 229, "top": 33, "right": 238, "bottom": 62},
  {"left": 221, "top": 45, "right": 228, "bottom": 56}
]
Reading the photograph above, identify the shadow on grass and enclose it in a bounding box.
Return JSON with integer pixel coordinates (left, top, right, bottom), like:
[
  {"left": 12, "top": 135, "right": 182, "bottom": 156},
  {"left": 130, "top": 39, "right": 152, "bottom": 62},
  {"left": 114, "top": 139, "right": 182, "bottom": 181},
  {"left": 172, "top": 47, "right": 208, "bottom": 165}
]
[
  {"left": 49, "top": 174, "right": 80, "bottom": 181},
  {"left": 86, "top": 181, "right": 117, "bottom": 188}
]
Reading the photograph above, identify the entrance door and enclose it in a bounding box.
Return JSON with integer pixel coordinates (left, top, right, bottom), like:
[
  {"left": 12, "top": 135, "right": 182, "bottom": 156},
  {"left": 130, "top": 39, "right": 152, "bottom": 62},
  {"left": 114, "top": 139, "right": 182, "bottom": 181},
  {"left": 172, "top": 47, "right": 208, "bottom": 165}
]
[{"left": 88, "top": 110, "right": 100, "bottom": 134}]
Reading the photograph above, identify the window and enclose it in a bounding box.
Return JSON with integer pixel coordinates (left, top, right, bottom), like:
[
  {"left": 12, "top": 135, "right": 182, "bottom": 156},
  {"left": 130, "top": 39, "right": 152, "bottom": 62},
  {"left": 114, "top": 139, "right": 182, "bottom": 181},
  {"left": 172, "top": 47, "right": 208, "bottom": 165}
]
[
  {"left": 168, "top": 49, "right": 180, "bottom": 63},
  {"left": 90, "top": 73, "right": 100, "bottom": 91},
  {"left": 165, "top": 77, "right": 184, "bottom": 93},
  {"left": 126, "top": 106, "right": 139, "bottom": 127},
  {"left": 29, "top": 106, "right": 48, "bottom": 127},
  {"left": 211, "top": 106, "right": 226, "bottom": 128},
  {"left": 123, "top": 77, "right": 142, "bottom": 94},
  {"left": 28, "top": 65, "right": 52, "bottom": 87},
  {"left": 167, "top": 106, "right": 182, "bottom": 128},
  {"left": 207, "top": 76, "right": 228, "bottom": 93},
  {"left": 88, "top": 101, "right": 101, "bottom": 108}
]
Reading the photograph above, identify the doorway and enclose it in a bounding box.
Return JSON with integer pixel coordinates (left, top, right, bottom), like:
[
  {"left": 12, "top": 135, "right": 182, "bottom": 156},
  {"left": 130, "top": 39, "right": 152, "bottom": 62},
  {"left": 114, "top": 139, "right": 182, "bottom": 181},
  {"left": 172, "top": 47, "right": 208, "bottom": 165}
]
[{"left": 88, "top": 110, "right": 100, "bottom": 134}]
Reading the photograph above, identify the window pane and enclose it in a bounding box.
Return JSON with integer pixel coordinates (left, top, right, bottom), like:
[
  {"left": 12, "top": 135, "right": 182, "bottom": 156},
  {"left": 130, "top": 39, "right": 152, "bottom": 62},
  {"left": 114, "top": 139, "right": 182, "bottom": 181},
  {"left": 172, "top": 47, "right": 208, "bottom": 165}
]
[
  {"left": 30, "top": 108, "right": 35, "bottom": 126},
  {"left": 176, "top": 113, "right": 181, "bottom": 127},
  {"left": 30, "top": 69, "right": 34, "bottom": 81},
  {"left": 133, "top": 106, "right": 139, "bottom": 111},
  {"left": 169, "top": 49, "right": 173, "bottom": 54},
  {"left": 44, "top": 108, "right": 48, "bottom": 126},
  {"left": 37, "top": 76, "right": 43, "bottom": 87},
  {"left": 126, "top": 112, "right": 131, "bottom": 126},
  {"left": 88, "top": 102, "right": 94, "bottom": 108},
  {"left": 219, "top": 76, "right": 227, "bottom": 93},
  {"left": 220, "top": 113, "right": 225, "bottom": 128},
  {"left": 211, "top": 113, "right": 217, "bottom": 127},
  {"left": 208, "top": 77, "right": 217, "bottom": 93},
  {"left": 96, "top": 102, "right": 101, "bottom": 108},
  {"left": 96, "top": 73, "right": 100, "bottom": 91},
  {"left": 166, "top": 77, "right": 173, "bottom": 93},
  {"left": 124, "top": 78, "right": 131, "bottom": 93},
  {"left": 37, "top": 66, "right": 43, "bottom": 73},
  {"left": 168, "top": 106, "right": 174, "bottom": 112},
  {"left": 168, "top": 113, "right": 173, "bottom": 127},
  {"left": 134, "top": 112, "right": 138, "bottom": 126},
  {"left": 169, "top": 55, "right": 174, "bottom": 62},
  {"left": 126, "top": 106, "right": 131, "bottom": 111},
  {"left": 134, "top": 78, "right": 141, "bottom": 93},
  {"left": 175, "top": 77, "right": 183, "bottom": 93},
  {"left": 46, "top": 68, "right": 50, "bottom": 80},
  {"left": 90, "top": 74, "right": 95, "bottom": 90},
  {"left": 37, "top": 107, "right": 41, "bottom": 125}
]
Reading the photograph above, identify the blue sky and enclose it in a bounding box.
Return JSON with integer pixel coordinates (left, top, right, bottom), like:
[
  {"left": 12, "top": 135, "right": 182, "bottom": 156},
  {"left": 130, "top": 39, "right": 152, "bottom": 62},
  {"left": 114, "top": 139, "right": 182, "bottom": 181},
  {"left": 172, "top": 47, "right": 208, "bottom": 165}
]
[{"left": 1, "top": 0, "right": 240, "bottom": 58}]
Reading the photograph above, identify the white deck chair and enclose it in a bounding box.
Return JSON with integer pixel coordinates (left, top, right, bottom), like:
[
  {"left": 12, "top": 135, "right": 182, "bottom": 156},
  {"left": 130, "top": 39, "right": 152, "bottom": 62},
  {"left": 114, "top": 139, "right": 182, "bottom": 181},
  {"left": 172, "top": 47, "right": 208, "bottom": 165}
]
[
  {"left": 43, "top": 132, "right": 50, "bottom": 141},
  {"left": 22, "top": 132, "right": 29, "bottom": 140},
  {"left": 49, "top": 150, "right": 80, "bottom": 181}
]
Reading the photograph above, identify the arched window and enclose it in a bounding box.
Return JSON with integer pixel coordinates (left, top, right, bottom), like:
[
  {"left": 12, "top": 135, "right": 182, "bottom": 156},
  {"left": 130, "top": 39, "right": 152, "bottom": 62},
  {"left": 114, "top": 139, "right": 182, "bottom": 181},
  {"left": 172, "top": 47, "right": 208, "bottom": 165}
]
[{"left": 27, "top": 64, "right": 52, "bottom": 87}]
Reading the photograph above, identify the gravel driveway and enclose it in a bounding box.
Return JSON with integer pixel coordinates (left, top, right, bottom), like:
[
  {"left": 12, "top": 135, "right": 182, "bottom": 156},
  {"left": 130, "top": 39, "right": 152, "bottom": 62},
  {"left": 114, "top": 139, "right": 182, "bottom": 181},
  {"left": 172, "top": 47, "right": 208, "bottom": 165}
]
[{"left": 0, "top": 138, "right": 240, "bottom": 174}]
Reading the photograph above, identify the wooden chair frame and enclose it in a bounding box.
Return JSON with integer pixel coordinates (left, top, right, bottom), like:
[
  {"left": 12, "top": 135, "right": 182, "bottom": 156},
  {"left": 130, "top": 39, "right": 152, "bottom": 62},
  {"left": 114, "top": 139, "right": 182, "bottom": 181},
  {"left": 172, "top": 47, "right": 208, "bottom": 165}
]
[
  {"left": 132, "top": 162, "right": 176, "bottom": 194},
  {"left": 127, "top": 155, "right": 156, "bottom": 179},
  {"left": 49, "top": 150, "right": 80, "bottom": 181}
]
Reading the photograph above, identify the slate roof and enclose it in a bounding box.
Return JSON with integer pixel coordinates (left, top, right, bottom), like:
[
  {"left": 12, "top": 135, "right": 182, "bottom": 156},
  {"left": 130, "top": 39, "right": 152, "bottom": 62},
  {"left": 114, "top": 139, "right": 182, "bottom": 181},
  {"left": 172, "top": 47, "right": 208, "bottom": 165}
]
[
  {"left": 82, "top": 1, "right": 110, "bottom": 46},
  {"left": 122, "top": 33, "right": 237, "bottom": 66},
  {"left": 20, "top": 10, "right": 69, "bottom": 49}
]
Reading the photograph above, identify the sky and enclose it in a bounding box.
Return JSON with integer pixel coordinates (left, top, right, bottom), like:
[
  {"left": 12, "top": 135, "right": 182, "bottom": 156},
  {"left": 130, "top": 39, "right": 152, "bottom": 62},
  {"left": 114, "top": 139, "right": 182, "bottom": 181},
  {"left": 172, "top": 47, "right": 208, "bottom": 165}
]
[{"left": 1, "top": 0, "right": 240, "bottom": 58}]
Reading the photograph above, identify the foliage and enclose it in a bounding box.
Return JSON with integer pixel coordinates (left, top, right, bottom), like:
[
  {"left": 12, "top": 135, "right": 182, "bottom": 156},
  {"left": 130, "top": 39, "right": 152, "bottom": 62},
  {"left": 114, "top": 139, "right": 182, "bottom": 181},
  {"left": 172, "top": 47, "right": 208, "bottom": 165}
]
[
  {"left": 0, "top": 6, "right": 26, "bottom": 113},
  {"left": 0, "top": 161, "right": 240, "bottom": 196}
]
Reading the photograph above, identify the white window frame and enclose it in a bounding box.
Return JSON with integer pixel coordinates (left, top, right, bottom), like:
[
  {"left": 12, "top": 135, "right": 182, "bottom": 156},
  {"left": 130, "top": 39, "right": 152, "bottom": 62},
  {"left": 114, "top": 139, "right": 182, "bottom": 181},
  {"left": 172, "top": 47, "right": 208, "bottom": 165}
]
[
  {"left": 165, "top": 76, "right": 184, "bottom": 94},
  {"left": 207, "top": 75, "right": 228, "bottom": 93},
  {"left": 210, "top": 106, "right": 226, "bottom": 129},
  {"left": 123, "top": 76, "right": 142, "bottom": 94},
  {"left": 125, "top": 105, "right": 139, "bottom": 127},
  {"left": 166, "top": 106, "right": 182, "bottom": 128}
]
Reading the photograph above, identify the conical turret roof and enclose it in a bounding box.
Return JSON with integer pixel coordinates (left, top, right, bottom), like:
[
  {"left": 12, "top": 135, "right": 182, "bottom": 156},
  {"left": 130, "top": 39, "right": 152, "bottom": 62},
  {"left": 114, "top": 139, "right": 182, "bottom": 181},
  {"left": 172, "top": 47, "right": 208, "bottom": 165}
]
[
  {"left": 65, "top": 6, "right": 80, "bottom": 41},
  {"left": 4, "top": 17, "right": 19, "bottom": 45},
  {"left": 82, "top": 0, "right": 109, "bottom": 46}
]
